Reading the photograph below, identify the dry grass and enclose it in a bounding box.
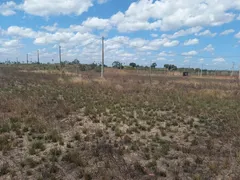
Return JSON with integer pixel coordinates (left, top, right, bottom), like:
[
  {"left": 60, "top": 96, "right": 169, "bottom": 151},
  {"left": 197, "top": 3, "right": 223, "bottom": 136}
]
[{"left": 1, "top": 65, "right": 240, "bottom": 179}]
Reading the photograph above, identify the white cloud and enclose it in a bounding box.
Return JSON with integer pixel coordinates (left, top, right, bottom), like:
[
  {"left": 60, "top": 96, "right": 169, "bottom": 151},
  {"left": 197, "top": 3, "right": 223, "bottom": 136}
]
[
  {"left": 107, "top": 0, "right": 237, "bottom": 32},
  {"left": 6, "top": 26, "right": 37, "bottom": 38},
  {"left": 82, "top": 17, "right": 111, "bottom": 30},
  {"left": 213, "top": 58, "right": 225, "bottom": 62},
  {"left": 184, "top": 38, "right": 199, "bottom": 46},
  {"left": 235, "top": 32, "right": 240, "bottom": 38},
  {"left": 144, "top": 38, "right": 179, "bottom": 50},
  {"left": 34, "top": 32, "right": 75, "bottom": 45},
  {"left": 162, "top": 26, "right": 203, "bottom": 39},
  {"left": 199, "top": 58, "right": 204, "bottom": 62},
  {"left": 203, "top": 44, "right": 214, "bottom": 52},
  {"left": 2, "top": 39, "right": 22, "bottom": 48},
  {"left": 110, "top": 11, "right": 162, "bottom": 32},
  {"left": 0, "top": 39, "right": 22, "bottom": 49},
  {"left": 220, "top": 29, "right": 235, "bottom": 35},
  {"left": 97, "top": 0, "right": 108, "bottom": 4},
  {"left": 151, "top": 34, "right": 158, "bottom": 38},
  {"left": 119, "top": 53, "right": 134, "bottom": 57},
  {"left": 196, "top": 30, "right": 217, "bottom": 37},
  {"left": 182, "top": 51, "right": 198, "bottom": 56},
  {"left": 163, "top": 40, "right": 179, "bottom": 47},
  {"left": 21, "top": 0, "right": 93, "bottom": 17},
  {"left": 41, "top": 23, "right": 58, "bottom": 32},
  {"left": 0, "top": 38, "right": 23, "bottom": 58},
  {"left": 237, "top": 15, "right": 240, "bottom": 20},
  {"left": 157, "top": 57, "right": 166, "bottom": 61},
  {"left": 128, "top": 38, "right": 179, "bottom": 51},
  {"left": 159, "top": 51, "right": 175, "bottom": 57},
  {"left": 0, "top": 1, "right": 18, "bottom": 16},
  {"left": 129, "top": 38, "right": 147, "bottom": 48}
]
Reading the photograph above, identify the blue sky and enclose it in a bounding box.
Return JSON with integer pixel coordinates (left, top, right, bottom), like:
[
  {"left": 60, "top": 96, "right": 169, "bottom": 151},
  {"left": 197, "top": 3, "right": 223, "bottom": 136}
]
[{"left": 1, "top": 0, "right": 240, "bottom": 69}]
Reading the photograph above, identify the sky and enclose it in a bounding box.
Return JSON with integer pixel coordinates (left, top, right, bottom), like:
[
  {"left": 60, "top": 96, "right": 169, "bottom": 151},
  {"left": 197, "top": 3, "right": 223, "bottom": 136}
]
[{"left": 1, "top": 0, "right": 240, "bottom": 69}]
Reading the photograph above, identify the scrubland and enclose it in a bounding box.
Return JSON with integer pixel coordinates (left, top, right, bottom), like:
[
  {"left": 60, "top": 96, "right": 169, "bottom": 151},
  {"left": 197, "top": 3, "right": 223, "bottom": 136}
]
[{"left": 1, "top": 65, "right": 240, "bottom": 180}]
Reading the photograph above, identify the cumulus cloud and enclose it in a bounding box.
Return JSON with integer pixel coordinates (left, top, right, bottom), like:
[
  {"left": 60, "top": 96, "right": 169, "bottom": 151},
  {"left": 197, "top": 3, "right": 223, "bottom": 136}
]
[
  {"left": 213, "top": 58, "right": 225, "bottom": 62},
  {"left": 196, "top": 30, "right": 217, "bottom": 37},
  {"left": 107, "top": 0, "right": 237, "bottom": 32},
  {"left": 20, "top": 0, "right": 93, "bottom": 17},
  {"left": 203, "top": 44, "right": 214, "bottom": 52},
  {"left": 184, "top": 38, "right": 199, "bottom": 46},
  {"left": 163, "top": 40, "right": 179, "bottom": 47},
  {"left": 0, "top": 38, "right": 23, "bottom": 58},
  {"left": 0, "top": 1, "right": 18, "bottom": 16},
  {"left": 151, "top": 34, "right": 158, "bottom": 38},
  {"left": 235, "top": 32, "right": 240, "bottom": 38},
  {"left": 6, "top": 26, "right": 37, "bottom": 38},
  {"left": 2, "top": 39, "right": 22, "bottom": 48},
  {"left": 159, "top": 51, "right": 175, "bottom": 57},
  {"left": 0, "top": 39, "right": 22, "bottom": 49},
  {"left": 82, "top": 17, "right": 111, "bottom": 30},
  {"left": 129, "top": 38, "right": 147, "bottom": 48},
  {"left": 182, "top": 51, "right": 198, "bottom": 56},
  {"left": 220, "top": 29, "right": 235, "bottom": 35},
  {"left": 41, "top": 23, "right": 58, "bottom": 32},
  {"left": 97, "top": 0, "right": 108, "bottom": 4},
  {"left": 161, "top": 26, "right": 203, "bottom": 39},
  {"left": 237, "top": 15, "right": 240, "bottom": 20}
]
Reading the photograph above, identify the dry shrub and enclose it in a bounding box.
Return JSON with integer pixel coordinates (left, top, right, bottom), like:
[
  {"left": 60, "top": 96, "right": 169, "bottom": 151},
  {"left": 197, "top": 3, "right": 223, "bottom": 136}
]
[
  {"left": 192, "top": 89, "right": 229, "bottom": 99},
  {"left": 115, "top": 84, "right": 124, "bottom": 91},
  {"left": 57, "top": 77, "right": 65, "bottom": 84},
  {"left": 69, "top": 76, "right": 87, "bottom": 84}
]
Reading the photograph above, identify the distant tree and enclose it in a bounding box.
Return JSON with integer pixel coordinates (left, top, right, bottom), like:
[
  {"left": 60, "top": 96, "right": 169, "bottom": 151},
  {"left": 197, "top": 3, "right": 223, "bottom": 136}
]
[
  {"left": 164, "top": 64, "right": 177, "bottom": 71},
  {"left": 129, "top": 62, "right": 137, "bottom": 68},
  {"left": 112, "top": 61, "right": 123, "bottom": 69},
  {"left": 112, "top": 61, "right": 120, "bottom": 68},
  {"left": 164, "top": 64, "right": 170, "bottom": 69},
  {"left": 72, "top": 59, "right": 80, "bottom": 64},
  {"left": 151, "top": 62, "right": 157, "bottom": 68},
  {"left": 171, "top": 65, "right": 177, "bottom": 70},
  {"left": 195, "top": 68, "right": 201, "bottom": 72}
]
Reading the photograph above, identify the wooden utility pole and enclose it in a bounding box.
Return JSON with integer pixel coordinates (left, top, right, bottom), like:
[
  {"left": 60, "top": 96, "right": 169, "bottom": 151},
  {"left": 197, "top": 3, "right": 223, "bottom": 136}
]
[
  {"left": 59, "top": 45, "right": 62, "bottom": 64},
  {"left": 101, "top": 36, "right": 104, "bottom": 78},
  {"left": 231, "top": 62, "right": 235, "bottom": 76},
  {"left": 37, "top": 50, "right": 40, "bottom": 64},
  {"left": 26, "top": 54, "right": 28, "bottom": 64},
  {"left": 239, "top": 65, "right": 240, "bottom": 81}
]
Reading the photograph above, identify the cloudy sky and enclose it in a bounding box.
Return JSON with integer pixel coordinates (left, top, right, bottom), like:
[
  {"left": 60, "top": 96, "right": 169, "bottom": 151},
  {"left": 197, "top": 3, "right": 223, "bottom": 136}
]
[{"left": 1, "top": 0, "right": 240, "bottom": 69}]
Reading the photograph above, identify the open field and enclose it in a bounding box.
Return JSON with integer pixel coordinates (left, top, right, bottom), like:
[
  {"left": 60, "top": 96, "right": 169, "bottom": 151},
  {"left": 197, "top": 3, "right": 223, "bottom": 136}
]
[{"left": 1, "top": 65, "right": 240, "bottom": 180}]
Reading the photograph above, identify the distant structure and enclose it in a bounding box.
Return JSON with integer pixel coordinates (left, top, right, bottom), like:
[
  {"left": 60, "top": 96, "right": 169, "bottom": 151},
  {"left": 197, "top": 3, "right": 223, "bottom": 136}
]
[{"left": 183, "top": 72, "right": 189, "bottom": 77}]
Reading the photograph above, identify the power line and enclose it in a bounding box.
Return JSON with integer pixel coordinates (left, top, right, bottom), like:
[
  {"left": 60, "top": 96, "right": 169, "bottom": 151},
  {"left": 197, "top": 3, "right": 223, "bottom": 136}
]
[{"left": 173, "top": 54, "right": 240, "bottom": 59}]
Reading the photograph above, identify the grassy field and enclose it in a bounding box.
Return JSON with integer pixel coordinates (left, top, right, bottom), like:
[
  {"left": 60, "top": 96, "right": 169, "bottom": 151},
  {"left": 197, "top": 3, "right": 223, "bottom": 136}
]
[{"left": 1, "top": 65, "right": 240, "bottom": 180}]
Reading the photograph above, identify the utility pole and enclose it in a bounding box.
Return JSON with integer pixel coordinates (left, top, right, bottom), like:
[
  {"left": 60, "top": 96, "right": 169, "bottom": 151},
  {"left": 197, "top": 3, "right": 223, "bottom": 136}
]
[
  {"left": 239, "top": 65, "right": 240, "bottom": 81},
  {"left": 231, "top": 62, "right": 235, "bottom": 76},
  {"left": 150, "top": 61, "right": 152, "bottom": 75},
  {"left": 101, "top": 36, "right": 104, "bottom": 78},
  {"left": 26, "top": 54, "right": 28, "bottom": 64},
  {"left": 201, "top": 64, "right": 203, "bottom": 77},
  {"left": 59, "top": 45, "right": 62, "bottom": 65},
  {"left": 37, "top": 50, "right": 40, "bottom": 64}
]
